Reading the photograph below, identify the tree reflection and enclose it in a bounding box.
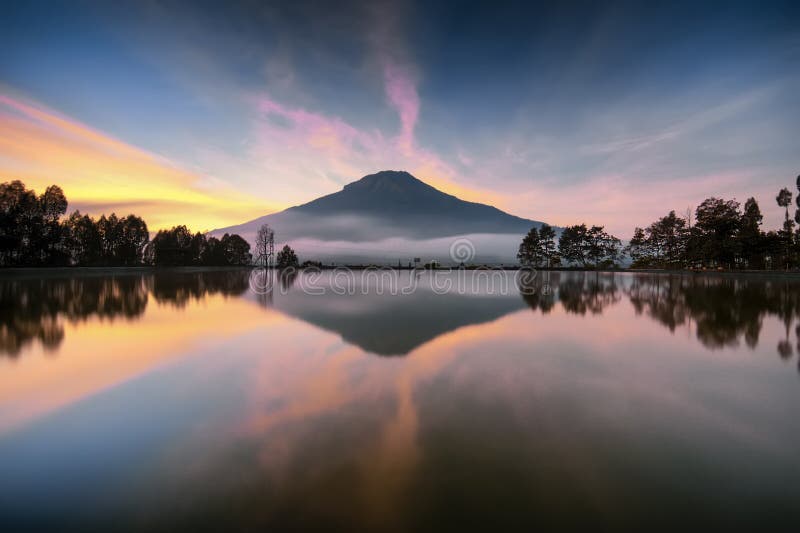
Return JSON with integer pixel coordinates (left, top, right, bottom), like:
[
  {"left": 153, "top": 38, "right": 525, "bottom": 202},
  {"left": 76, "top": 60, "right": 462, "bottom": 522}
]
[
  {"left": 521, "top": 272, "right": 620, "bottom": 316},
  {"left": 625, "top": 275, "right": 800, "bottom": 352},
  {"left": 0, "top": 270, "right": 252, "bottom": 357},
  {"left": 0, "top": 276, "right": 147, "bottom": 357},
  {"left": 520, "top": 272, "right": 800, "bottom": 367},
  {"left": 279, "top": 268, "right": 298, "bottom": 292},
  {"left": 149, "top": 270, "right": 250, "bottom": 308},
  {"left": 520, "top": 278, "right": 557, "bottom": 314}
]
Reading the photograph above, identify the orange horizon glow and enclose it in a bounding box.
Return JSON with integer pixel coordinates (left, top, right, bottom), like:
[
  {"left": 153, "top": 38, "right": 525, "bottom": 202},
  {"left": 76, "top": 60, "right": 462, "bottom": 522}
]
[{"left": 0, "top": 92, "right": 282, "bottom": 232}]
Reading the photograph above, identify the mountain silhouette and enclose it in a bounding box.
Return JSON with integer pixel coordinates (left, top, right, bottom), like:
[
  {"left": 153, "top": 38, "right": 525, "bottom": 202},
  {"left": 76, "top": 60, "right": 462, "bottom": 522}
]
[{"left": 213, "top": 170, "right": 543, "bottom": 242}]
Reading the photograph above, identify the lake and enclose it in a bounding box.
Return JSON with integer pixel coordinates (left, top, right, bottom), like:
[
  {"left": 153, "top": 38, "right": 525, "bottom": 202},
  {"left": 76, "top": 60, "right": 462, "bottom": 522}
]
[{"left": 1, "top": 269, "right": 800, "bottom": 530}]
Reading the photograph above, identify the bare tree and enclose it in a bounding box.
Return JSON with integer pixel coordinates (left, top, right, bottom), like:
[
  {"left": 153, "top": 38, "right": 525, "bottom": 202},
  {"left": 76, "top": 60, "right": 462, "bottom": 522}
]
[{"left": 255, "top": 224, "right": 275, "bottom": 268}]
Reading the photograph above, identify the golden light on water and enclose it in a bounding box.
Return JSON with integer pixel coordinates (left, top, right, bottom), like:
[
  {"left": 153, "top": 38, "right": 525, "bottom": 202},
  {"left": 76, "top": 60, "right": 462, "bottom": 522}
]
[{"left": 0, "top": 293, "right": 283, "bottom": 433}]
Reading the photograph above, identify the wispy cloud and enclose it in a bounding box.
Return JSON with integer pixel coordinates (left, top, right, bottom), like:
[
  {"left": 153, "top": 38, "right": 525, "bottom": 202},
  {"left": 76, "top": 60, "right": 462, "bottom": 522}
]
[
  {"left": 0, "top": 91, "right": 272, "bottom": 231},
  {"left": 249, "top": 71, "right": 505, "bottom": 209},
  {"left": 383, "top": 61, "right": 419, "bottom": 155}
]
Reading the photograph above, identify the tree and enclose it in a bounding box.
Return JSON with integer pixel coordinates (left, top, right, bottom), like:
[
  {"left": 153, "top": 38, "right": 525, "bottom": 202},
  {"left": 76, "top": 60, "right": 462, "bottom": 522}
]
[
  {"left": 518, "top": 224, "right": 559, "bottom": 267},
  {"left": 776, "top": 188, "right": 794, "bottom": 269},
  {"left": 0, "top": 179, "right": 255, "bottom": 267},
  {"left": 200, "top": 236, "right": 223, "bottom": 265},
  {"left": 517, "top": 227, "right": 542, "bottom": 267},
  {"left": 651, "top": 211, "right": 688, "bottom": 267},
  {"left": 39, "top": 185, "right": 68, "bottom": 264},
  {"left": 63, "top": 211, "right": 102, "bottom": 265},
  {"left": 586, "top": 225, "right": 621, "bottom": 268},
  {"left": 189, "top": 232, "right": 208, "bottom": 266},
  {"left": 557, "top": 224, "right": 620, "bottom": 268},
  {"left": 539, "top": 224, "right": 557, "bottom": 267},
  {"left": 98, "top": 214, "right": 122, "bottom": 263},
  {"left": 558, "top": 224, "right": 589, "bottom": 267},
  {"left": 255, "top": 224, "right": 275, "bottom": 267},
  {"left": 276, "top": 244, "right": 299, "bottom": 269},
  {"left": 0, "top": 181, "right": 71, "bottom": 265},
  {"left": 118, "top": 215, "right": 149, "bottom": 265},
  {"left": 694, "top": 197, "right": 741, "bottom": 268},
  {"left": 738, "top": 198, "right": 765, "bottom": 269},
  {"left": 777, "top": 187, "right": 792, "bottom": 220},
  {"left": 627, "top": 212, "right": 691, "bottom": 269},
  {"left": 220, "top": 233, "right": 252, "bottom": 265},
  {"left": 626, "top": 227, "right": 651, "bottom": 267},
  {"left": 148, "top": 225, "right": 194, "bottom": 266},
  {"left": 39, "top": 185, "right": 67, "bottom": 223},
  {"left": 795, "top": 174, "right": 800, "bottom": 225}
]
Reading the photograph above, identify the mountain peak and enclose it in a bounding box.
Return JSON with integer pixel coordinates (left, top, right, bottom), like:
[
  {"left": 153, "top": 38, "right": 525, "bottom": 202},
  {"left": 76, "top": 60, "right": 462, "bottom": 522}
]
[
  {"left": 343, "top": 170, "right": 436, "bottom": 195},
  {"left": 212, "top": 169, "right": 545, "bottom": 245}
]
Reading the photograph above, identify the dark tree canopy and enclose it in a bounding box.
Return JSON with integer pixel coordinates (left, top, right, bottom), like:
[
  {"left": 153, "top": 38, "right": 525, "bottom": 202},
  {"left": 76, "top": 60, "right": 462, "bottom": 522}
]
[
  {"left": 145, "top": 227, "right": 251, "bottom": 266},
  {"left": 518, "top": 224, "right": 558, "bottom": 267},
  {"left": 517, "top": 227, "right": 541, "bottom": 267},
  {"left": 1, "top": 180, "right": 68, "bottom": 266},
  {"left": 623, "top": 183, "right": 800, "bottom": 270},
  {"left": 0, "top": 180, "right": 249, "bottom": 267},
  {"left": 555, "top": 224, "right": 620, "bottom": 268},
  {"left": 276, "top": 244, "right": 299, "bottom": 269}
]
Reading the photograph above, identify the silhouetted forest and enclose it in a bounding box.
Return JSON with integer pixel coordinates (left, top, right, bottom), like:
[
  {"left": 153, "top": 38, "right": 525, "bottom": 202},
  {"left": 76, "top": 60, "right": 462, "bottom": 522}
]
[
  {"left": 626, "top": 194, "right": 793, "bottom": 270},
  {"left": 519, "top": 176, "right": 800, "bottom": 270},
  {"left": 0, "top": 180, "right": 251, "bottom": 267}
]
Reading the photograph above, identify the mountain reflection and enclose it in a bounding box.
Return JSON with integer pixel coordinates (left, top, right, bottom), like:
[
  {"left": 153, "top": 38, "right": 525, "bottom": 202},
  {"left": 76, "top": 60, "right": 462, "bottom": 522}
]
[
  {"left": 4, "top": 270, "right": 800, "bottom": 364},
  {"left": 0, "top": 270, "right": 250, "bottom": 357},
  {"left": 263, "top": 271, "right": 527, "bottom": 356}
]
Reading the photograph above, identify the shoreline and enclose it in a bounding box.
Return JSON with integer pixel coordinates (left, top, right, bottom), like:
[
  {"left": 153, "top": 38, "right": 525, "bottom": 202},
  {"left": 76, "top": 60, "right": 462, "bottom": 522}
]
[
  {"left": 0, "top": 265, "right": 254, "bottom": 279},
  {"left": 2, "top": 265, "right": 800, "bottom": 279}
]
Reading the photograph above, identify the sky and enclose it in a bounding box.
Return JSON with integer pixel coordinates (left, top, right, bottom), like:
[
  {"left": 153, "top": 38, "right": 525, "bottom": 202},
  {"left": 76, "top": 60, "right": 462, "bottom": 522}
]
[{"left": 1, "top": 0, "right": 798, "bottom": 235}]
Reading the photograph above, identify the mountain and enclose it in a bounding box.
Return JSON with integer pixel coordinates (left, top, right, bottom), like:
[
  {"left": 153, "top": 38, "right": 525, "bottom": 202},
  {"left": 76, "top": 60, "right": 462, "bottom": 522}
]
[{"left": 212, "top": 171, "right": 543, "bottom": 243}]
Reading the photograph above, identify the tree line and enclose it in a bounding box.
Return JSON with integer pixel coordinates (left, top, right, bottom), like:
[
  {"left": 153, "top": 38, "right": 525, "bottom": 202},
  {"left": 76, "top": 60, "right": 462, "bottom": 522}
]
[
  {"left": 0, "top": 180, "right": 252, "bottom": 267},
  {"left": 518, "top": 223, "right": 622, "bottom": 268},
  {"left": 629, "top": 177, "right": 800, "bottom": 269},
  {"left": 519, "top": 175, "right": 800, "bottom": 270}
]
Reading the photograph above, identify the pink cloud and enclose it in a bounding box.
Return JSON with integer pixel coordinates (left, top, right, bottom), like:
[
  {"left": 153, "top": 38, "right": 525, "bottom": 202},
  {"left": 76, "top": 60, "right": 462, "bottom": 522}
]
[
  {"left": 247, "top": 71, "right": 504, "bottom": 209},
  {"left": 503, "top": 171, "right": 770, "bottom": 238},
  {"left": 383, "top": 61, "right": 419, "bottom": 154}
]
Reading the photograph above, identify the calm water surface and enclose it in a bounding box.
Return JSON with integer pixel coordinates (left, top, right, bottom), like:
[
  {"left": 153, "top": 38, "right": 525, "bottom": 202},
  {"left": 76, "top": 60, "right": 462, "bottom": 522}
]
[{"left": 1, "top": 269, "right": 800, "bottom": 530}]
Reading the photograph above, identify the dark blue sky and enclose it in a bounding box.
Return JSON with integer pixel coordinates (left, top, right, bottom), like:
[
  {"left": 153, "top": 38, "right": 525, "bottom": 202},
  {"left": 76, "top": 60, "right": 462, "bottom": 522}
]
[{"left": 1, "top": 0, "right": 798, "bottom": 232}]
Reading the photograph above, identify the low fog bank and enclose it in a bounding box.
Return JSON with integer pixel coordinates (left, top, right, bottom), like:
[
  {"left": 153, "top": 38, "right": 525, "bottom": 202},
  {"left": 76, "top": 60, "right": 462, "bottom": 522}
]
[
  {"left": 212, "top": 211, "right": 539, "bottom": 245},
  {"left": 275, "top": 234, "right": 524, "bottom": 265},
  {"left": 211, "top": 212, "right": 531, "bottom": 265}
]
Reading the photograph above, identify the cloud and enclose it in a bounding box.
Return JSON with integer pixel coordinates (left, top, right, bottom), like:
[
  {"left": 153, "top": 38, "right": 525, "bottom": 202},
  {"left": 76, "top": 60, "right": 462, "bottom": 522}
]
[
  {"left": 250, "top": 81, "right": 505, "bottom": 209},
  {"left": 383, "top": 61, "right": 419, "bottom": 155},
  {"left": 0, "top": 91, "right": 273, "bottom": 231},
  {"left": 458, "top": 81, "right": 799, "bottom": 236}
]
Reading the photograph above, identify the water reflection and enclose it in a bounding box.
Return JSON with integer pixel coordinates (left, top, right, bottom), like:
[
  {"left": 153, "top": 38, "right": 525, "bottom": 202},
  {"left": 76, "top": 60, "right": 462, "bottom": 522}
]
[
  {"left": 4, "top": 270, "right": 800, "bottom": 363},
  {"left": 626, "top": 274, "right": 800, "bottom": 368},
  {"left": 522, "top": 271, "right": 621, "bottom": 315},
  {"left": 0, "top": 270, "right": 250, "bottom": 357},
  {"left": 263, "top": 271, "right": 527, "bottom": 356},
  {"left": 3, "top": 270, "right": 800, "bottom": 529},
  {"left": 521, "top": 271, "right": 800, "bottom": 367},
  {"left": 149, "top": 269, "right": 250, "bottom": 308},
  {"left": 0, "top": 276, "right": 147, "bottom": 357}
]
